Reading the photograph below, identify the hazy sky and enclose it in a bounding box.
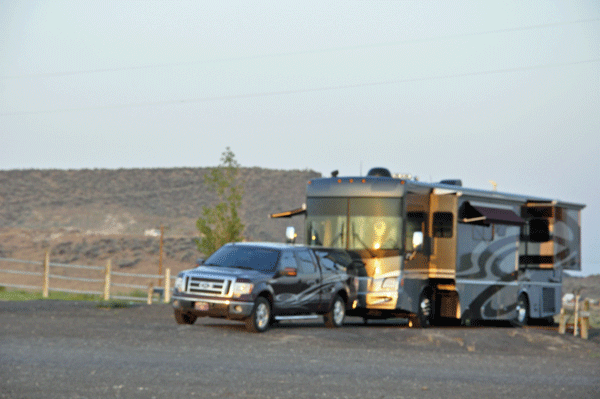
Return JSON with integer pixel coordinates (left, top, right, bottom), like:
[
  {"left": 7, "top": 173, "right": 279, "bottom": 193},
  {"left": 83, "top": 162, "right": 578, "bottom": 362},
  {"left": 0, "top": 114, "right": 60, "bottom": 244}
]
[{"left": 1, "top": 1, "right": 599, "bottom": 275}]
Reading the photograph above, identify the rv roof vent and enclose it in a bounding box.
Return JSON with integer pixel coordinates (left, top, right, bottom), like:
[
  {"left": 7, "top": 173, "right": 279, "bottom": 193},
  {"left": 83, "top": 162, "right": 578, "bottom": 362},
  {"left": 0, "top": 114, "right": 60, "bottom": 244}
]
[
  {"left": 367, "top": 167, "right": 392, "bottom": 177},
  {"left": 440, "top": 179, "right": 462, "bottom": 187}
]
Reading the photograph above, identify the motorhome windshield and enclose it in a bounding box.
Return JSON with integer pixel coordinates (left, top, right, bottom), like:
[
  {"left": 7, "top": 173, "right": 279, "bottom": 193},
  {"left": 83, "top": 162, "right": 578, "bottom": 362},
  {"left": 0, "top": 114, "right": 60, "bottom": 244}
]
[{"left": 306, "top": 197, "right": 403, "bottom": 251}]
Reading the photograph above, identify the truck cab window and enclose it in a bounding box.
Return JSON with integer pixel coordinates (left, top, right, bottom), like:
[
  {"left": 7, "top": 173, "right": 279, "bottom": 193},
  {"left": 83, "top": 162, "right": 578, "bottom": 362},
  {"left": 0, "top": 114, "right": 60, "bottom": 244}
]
[{"left": 295, "top": 250, "right": 317, "bottom": 274}]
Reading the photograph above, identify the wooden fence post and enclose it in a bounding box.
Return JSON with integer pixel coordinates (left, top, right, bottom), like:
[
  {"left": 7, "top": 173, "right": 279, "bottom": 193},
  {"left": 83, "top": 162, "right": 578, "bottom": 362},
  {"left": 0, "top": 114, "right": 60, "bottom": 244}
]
[
  {"left": 558, "top": 308, "right": 566, "bottom": 335},
  {"left": 164, "top": 268, "right": 171, "bottom": 303},
  {"left": 147, "top": 283, "right": 153, "bottom": 305},
  {"left": 103, "top": 259, "right": 111, "bottom": 301},
  {"left": 574, "top": 294, "right": 580, "bottom": 337},
  {"left": 581, "top": 299, "right": 590, "bottom": 340},
  {"left": 42, "top": 251, "right": 50, "bottom": 298}
]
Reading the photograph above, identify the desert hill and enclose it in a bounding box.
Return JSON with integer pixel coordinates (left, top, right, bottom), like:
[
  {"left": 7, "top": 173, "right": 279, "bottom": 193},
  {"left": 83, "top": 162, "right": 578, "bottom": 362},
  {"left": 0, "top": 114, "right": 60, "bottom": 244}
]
[
  {"left": 0, "top": 167, "right": 319, "bottom": 284},
  {"left": 0, "top": 167, "right": 319, "bottom": 240}
]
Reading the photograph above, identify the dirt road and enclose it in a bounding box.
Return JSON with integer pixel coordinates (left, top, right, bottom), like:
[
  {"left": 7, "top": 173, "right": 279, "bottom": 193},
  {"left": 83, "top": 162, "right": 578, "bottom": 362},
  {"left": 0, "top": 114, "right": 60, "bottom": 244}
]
[{"left": 1, "top": 300, "right": 598, "bottom": 398}]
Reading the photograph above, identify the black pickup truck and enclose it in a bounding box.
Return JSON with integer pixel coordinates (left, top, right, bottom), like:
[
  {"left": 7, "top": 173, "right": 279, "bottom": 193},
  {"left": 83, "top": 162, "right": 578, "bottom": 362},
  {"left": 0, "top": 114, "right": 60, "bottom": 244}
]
[{"left": 171, "top": 242, "right": 359, "bottom": 332}]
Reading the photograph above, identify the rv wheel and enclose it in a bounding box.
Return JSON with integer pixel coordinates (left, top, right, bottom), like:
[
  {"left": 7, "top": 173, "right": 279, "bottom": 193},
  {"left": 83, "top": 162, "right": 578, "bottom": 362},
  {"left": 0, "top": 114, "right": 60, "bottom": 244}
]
[
  {"left": 512, "top": 294, "right": 529, "bottom": 327},
  {"left": 417, "top": 292, "right": 434, "bottom": 328}
]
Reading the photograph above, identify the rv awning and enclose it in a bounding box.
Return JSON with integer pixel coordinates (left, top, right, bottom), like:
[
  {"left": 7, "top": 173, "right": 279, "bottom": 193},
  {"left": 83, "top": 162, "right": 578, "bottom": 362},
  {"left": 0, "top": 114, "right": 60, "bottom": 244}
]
[
  {"left": 270, "top": 205, "right": 306, "bottom": 219},
  {"left": 460, "top": 202, "right": 525, "bottom": 226}
]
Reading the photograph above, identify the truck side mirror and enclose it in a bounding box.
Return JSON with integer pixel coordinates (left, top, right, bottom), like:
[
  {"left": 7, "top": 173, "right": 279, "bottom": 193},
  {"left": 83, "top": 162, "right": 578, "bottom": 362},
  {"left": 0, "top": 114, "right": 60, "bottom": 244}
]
[
  {"left": 196, "top": 258, "right": 204, "bottom": 266},
  {"left": 279, "top": 267, "right": 298, "bottom": 277}
]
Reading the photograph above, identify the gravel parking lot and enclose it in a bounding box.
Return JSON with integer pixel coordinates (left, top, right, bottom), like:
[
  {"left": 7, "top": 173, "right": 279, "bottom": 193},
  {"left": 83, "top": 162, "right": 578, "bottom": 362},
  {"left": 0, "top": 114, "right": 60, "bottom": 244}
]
[{"left": 1, "top": 300, "right": 599, "bottom": 399}]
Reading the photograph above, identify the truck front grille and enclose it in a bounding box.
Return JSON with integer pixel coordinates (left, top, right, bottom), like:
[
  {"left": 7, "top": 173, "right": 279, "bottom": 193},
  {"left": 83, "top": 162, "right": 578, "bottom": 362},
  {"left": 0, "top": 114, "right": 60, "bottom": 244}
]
[{"left": 186, "top": 276, "right": 233, "bottom": 297}]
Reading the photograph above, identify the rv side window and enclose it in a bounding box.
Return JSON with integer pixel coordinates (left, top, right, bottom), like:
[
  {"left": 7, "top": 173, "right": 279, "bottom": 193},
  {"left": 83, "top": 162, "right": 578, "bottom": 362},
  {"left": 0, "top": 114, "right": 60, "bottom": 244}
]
[
  {"left": 433, "top": 212, "right": 453, "bottom": 238},
  {"left": 406, "top": 212, "right": 425, "bottom": 251},
  {"left": 527, "top": 219, "right": 551, "bottom": 243}
]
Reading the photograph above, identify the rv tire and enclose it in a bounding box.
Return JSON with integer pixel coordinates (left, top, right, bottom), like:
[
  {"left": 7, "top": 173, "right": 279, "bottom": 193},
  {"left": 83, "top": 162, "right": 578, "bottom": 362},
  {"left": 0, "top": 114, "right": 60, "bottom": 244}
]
[
  {"left": 512, "top": 294, "right": 529, "bottom": 327},
  {"left": 417, "top": 291, "right": 434, "bottom": 328}
]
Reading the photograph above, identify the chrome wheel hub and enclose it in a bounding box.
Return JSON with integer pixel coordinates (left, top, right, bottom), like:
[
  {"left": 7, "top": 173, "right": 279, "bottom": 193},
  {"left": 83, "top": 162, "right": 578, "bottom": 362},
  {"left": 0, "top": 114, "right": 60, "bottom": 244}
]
[
  {"left": 256, "top": 303, "right": 270, "bottom": 329},
  {"left": 333, "top": 300, "right": 345, "bottom": 325}
]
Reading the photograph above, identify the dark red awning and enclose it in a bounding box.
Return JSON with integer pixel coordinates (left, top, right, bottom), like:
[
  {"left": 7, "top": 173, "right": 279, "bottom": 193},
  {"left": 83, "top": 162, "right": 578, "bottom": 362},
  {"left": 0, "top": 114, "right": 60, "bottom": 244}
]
[{"left": 460, "top": 202, "right": 525, "bottom": 226}]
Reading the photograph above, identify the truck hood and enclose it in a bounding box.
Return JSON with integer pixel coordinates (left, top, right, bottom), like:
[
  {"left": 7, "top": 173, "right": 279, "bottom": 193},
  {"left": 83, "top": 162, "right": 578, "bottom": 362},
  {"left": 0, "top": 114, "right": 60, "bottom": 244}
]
[{"left": 186, "top": 265, "right": 273, "bottom": 281}]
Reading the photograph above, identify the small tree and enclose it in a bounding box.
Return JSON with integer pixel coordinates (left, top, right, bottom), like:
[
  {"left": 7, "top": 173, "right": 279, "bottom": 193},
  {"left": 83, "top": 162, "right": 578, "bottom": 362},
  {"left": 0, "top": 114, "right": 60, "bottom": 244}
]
[{"left": 195, "top": 147, "right": 245, "bottom": 256}]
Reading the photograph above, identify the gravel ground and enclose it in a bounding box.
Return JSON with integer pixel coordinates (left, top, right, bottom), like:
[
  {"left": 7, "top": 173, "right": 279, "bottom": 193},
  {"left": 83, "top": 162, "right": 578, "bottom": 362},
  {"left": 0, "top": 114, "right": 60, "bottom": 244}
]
[{"left": 1, "top": 300, "right": 599, "bottom": 399}]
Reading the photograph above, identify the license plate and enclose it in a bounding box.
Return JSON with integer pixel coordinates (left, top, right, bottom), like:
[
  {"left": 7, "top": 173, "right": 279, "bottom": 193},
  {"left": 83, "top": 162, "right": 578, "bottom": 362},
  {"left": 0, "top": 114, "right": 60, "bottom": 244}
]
[{"left": 194, "top": 301, "right": 209, "bottom": 311}]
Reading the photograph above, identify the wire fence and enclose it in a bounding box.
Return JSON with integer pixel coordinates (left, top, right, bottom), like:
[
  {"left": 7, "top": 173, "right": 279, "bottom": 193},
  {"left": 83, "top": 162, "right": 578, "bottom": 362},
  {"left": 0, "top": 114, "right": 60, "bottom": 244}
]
[{"left": 0, "top": 253, "right": 174, "bottom": 304}]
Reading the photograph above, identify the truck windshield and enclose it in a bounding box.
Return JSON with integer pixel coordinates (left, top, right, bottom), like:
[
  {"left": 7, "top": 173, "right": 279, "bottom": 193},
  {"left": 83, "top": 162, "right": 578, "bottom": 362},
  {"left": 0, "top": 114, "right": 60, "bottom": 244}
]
[
  {"left": 306, "top": 197, "right": 403, "bottom": 250},
  {"left": 203, "top": 245, "right": 280, "bottom": 273}
]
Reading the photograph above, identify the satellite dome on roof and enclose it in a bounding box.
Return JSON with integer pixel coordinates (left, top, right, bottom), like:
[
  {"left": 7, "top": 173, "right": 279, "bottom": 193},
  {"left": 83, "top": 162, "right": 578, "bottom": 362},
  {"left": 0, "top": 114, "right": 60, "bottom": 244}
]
[{"left": 367, "top": 167, "right": 392, "bottom": 177}]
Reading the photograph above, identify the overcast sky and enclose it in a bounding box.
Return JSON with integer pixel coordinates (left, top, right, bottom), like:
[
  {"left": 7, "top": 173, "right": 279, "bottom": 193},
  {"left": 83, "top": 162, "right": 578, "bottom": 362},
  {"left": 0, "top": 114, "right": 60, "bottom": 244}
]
[{"left": 1, "top": 1, "right": 599, "bottom": 275}]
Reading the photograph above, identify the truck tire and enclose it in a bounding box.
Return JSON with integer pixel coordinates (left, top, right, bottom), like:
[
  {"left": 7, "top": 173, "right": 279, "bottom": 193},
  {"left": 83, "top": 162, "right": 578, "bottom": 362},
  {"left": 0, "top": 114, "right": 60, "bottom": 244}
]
[
  {"left": 245, "top": 297, "right": 271, "bottom": 333},
  {"left": 174, "top": 309, "right": 197, "bottom": 325},
  {"left": 324, "top": 295, "right": 346, "bottom": 328}
]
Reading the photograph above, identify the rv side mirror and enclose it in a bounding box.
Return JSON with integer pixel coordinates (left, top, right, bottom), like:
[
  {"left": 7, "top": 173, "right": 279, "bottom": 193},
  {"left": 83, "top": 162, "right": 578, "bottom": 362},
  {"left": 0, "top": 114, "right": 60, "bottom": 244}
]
[
  {"left": 285, "top": 226, "right": 297, "bottom": 243},
  {"left": 412, "top": 231, "right": 424, "bottom": 251}
]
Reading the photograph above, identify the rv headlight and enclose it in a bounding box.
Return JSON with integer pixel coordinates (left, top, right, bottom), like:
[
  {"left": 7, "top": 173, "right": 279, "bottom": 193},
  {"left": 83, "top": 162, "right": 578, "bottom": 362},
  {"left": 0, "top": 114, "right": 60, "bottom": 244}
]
[
  {"left": 233, "top": 282, "right": 254, "bottom": 298},
  {"left": 382, "top": 278, "right": 398, "bottom": 291}
]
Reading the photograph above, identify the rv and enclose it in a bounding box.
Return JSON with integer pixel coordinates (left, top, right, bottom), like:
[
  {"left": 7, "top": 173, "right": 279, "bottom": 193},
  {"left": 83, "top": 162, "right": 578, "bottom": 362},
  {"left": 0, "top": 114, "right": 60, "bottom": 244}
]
[{"left": 272, "top": 168, "right": 585, "bottom": 327}]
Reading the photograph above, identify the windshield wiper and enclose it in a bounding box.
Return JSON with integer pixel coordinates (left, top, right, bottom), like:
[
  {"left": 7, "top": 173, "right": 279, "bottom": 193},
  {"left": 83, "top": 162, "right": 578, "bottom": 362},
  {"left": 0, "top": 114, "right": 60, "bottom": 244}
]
[{"left": 351, "top": 223, "right": 377, "bottom": 258}]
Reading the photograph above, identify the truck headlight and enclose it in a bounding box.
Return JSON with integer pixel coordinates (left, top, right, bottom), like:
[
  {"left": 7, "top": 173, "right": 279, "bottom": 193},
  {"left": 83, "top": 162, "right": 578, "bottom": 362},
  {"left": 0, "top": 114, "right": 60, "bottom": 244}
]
[
  {"left": 232, "top": 282, "right": 253, "bottom": 298},
  {"left": 174, "top": 276, "right": 185, "bottom": 291}
]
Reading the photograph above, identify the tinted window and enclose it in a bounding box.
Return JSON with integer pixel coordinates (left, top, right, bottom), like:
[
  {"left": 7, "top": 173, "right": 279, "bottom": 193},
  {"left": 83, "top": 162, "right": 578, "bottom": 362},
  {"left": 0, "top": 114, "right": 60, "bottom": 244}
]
[
  {"left": 433, "top": 212, "right": 453, "bottom": 238},
  {"left": 314, "top": 249, "right": 351, "bottom": 272},
  {"left": 279, "top": 251, "right": 298, "bottom": 269},
  {"left": 203, "top": 245, "right": 280, "bottom": 273},
  {"left": 295, "top": 250, "right": 317, "bottom": 274}
]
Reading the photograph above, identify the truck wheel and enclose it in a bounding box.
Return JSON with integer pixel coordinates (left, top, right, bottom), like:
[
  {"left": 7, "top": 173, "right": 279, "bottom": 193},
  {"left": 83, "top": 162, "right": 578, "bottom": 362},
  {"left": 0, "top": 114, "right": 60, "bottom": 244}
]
[
  {"left": 324, "top": 295, "right": 346, "bottom": 328},
  {"left": 512, "top": 294, "right": 529, "bottom": 327},
  {"left": 174, "top": 309, "right": 197, "bottom": 325},
  {"left": 245, "top": 297, "right": 271, "bottom": 333}
]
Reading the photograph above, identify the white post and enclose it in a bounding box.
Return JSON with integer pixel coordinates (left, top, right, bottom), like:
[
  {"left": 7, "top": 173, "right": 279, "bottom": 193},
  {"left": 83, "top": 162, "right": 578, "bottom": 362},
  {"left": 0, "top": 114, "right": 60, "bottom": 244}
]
[
  {"left": 147, "top": 283, "right": 153, "bottom": 305},
  {"left": 42, "top": 251, "right": 50, "bottom": 298},
  {"left": 103, "top": 259, "right": 112, "bottom": 301},
  {"left": 164, "top": 268, "right": 171, "bottom": 303}
]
